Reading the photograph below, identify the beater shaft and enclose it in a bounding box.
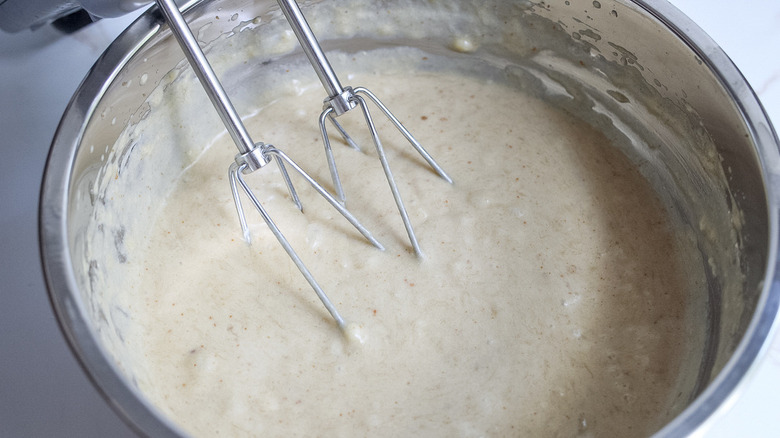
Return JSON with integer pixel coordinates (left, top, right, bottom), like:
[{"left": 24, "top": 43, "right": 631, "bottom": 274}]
[
  {"left": 157, "top": 0, "right": 256, "bottom": 158},
  {"left": 276, "top": 0, "right": 346, "bottom": 103}
]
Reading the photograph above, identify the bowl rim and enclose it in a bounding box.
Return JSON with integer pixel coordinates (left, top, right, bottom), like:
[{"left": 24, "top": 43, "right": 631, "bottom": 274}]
[{"left": 38, "top": 0, "right": 780, "bottom": 436}]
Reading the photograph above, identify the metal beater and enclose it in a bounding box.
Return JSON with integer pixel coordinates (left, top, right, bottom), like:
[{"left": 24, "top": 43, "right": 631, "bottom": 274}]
[
  {"left": 155, "top": 0, "right": 386, "bottom": 329},
  {"left": 155, "top": 0, "right": 453, "bottom": 328},
  {"left": 276, "top": 0, "right": 453, "bottom": 257}
]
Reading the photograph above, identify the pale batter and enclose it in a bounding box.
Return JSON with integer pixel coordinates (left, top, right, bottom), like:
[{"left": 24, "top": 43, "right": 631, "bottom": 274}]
[{"left": 89, "top": 55, "right": 704, "bottom": 437}]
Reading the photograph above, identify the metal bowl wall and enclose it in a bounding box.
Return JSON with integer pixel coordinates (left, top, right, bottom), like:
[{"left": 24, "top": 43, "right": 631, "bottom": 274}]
[{"left": 40, "top": 0, "right": 780, "bottom": 436}]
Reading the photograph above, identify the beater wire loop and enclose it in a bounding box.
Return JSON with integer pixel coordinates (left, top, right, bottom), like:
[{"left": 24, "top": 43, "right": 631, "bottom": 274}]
[
  {"left": 230, "top": 161, "right": 346, "bottom": 329},
  {"left": 277, "top": 0, "right": 454, "bottom": 256}
]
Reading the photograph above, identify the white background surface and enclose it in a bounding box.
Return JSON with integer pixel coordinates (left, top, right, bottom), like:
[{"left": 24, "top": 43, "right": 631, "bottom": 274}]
[{"left": 0, "top": 1, "right": 778, "bottom": 436}]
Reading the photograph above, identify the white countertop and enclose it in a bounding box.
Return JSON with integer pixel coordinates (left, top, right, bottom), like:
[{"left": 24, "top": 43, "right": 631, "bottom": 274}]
[{"left": 0, "top": 1, "right": 778, "bottom": 436}]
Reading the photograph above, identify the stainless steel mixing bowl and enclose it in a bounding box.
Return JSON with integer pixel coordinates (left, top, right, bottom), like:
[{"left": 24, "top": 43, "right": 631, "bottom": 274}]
[{"left": 40, "top": 0, "right": 780, "bottom": 436}]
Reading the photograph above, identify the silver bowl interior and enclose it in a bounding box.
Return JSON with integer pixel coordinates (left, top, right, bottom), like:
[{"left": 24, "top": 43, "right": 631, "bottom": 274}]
[{"left": 40, "top": 0, "right": 780, "bottom": 436}]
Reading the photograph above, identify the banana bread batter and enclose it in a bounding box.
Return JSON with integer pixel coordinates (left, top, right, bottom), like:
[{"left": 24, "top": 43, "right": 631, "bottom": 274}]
[{"left": 91, "top": 59, "right": 702, "bottom": 437}]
